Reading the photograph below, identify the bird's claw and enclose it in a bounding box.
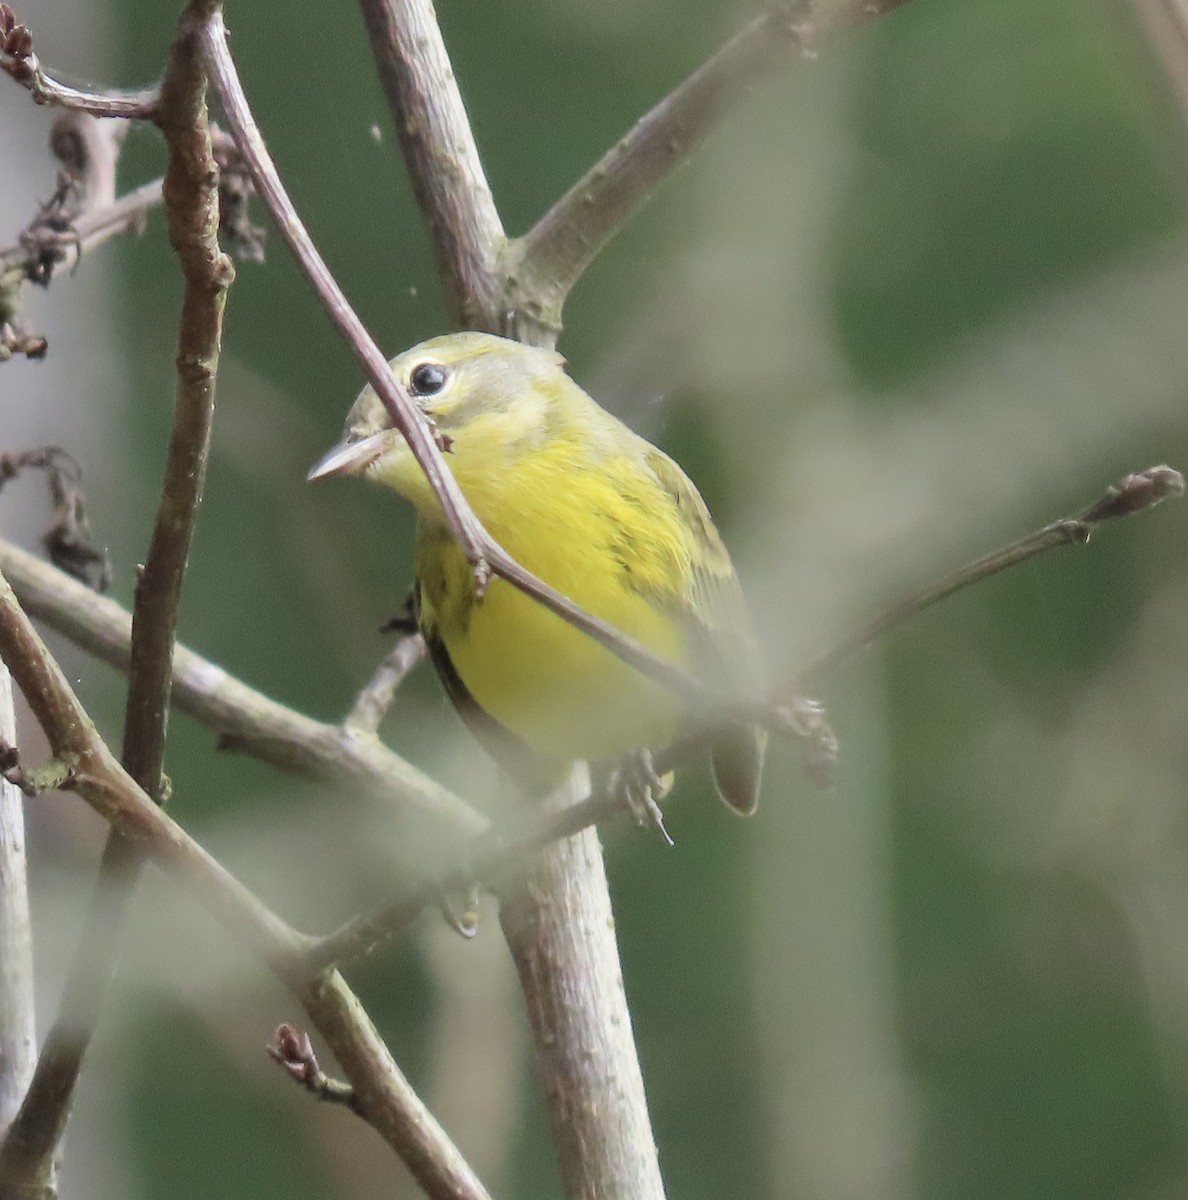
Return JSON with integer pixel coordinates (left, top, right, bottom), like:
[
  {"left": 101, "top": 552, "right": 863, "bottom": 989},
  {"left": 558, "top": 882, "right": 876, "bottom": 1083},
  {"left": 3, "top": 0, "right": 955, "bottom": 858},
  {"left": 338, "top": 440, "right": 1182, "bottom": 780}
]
[{"left": 611, "top": 749, "right": 675, "bottom": 846}]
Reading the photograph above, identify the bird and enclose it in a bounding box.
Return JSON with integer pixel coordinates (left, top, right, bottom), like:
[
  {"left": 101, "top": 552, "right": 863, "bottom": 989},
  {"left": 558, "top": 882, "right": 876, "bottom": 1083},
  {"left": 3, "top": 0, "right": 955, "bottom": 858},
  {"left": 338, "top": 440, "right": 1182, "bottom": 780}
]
[{"left": 309, "top": 331, "right": 766, "bottom": 819}]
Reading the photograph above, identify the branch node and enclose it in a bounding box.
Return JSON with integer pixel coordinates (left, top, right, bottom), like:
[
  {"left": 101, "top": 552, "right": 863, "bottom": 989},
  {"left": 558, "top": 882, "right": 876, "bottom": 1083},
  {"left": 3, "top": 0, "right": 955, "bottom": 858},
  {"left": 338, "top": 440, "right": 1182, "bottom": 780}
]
[
  {"left": 0, "top": 741, "right": 74, "bottom": 796},
  {"left": 267, "top": 1024, "right": 360, "bottom": 1112}
]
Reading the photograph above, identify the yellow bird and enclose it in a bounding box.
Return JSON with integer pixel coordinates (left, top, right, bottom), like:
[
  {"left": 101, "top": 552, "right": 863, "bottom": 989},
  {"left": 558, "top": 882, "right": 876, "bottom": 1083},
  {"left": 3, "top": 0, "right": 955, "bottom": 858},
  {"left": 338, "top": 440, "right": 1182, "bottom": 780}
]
[{"left": 310, "top": 332, "right": 766, "bottom": 816}]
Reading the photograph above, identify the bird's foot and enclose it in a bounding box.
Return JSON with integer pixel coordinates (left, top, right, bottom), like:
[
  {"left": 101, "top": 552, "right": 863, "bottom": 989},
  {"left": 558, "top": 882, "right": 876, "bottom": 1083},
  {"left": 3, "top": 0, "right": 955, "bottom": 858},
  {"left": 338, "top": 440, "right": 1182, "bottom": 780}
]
[{"left": 611, "top": 749, "right": 675, "bottom": 846}]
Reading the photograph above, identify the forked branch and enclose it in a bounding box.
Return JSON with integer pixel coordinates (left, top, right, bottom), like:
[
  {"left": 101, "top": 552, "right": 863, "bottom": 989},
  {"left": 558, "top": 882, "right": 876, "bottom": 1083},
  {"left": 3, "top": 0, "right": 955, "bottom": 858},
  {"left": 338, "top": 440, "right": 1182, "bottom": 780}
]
[{"left": 513, "top": 0, "right": 914, "bottom": 327}]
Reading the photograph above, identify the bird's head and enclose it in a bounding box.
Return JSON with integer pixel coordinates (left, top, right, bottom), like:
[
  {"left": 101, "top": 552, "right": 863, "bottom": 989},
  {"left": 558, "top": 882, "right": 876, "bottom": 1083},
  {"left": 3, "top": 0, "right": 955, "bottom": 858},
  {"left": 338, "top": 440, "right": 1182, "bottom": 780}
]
[{"left": 308, "top": 332, "right": 568, "bottom": 510}]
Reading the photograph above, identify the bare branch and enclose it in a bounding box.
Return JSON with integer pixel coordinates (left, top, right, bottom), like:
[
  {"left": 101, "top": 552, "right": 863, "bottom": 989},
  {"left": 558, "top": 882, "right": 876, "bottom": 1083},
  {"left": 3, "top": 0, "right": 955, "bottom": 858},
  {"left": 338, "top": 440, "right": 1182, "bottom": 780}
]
[
  {"left": 799, "top": 465, "right": 1186, "bottom": 681},
  {"left": 355, "top": 0, "right": 507, "bottom": 331},
  {"left": 127, "top": 3, "right": 231, "bottom": 803},
  {"left": 344, "top": 634, "right": 426, "bottom": 734},
  {"left": 514, "top": 0, "right": 914, "bottom": 323},
  {"left": 0, "top": 6, "right": 157, "bottom": 118},
  {"left": 0, "top": 569, "right": 312, "bottom": 969},
  {"left": 197, "top": 13, "right": 491, "bottom": 581},
  {"left": 267, "top": 1025, "right": 360, "bottom": 1112},
  {"left": 297, "top": 974, "right": 494, "bottom": 1200},
  {"left": 269, "top": 1005, "right": 502, "bottom": 1200},
  {"left": 0, "top": 538, "right": 485, "bottom": 834},
  {"left": 307, "top": 777, "right": 632, "bottom": 972}
]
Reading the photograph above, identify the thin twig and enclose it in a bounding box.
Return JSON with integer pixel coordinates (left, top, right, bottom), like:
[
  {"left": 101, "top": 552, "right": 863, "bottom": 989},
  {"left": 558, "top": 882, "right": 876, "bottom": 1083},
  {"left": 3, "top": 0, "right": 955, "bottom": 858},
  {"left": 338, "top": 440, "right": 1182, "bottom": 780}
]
[
  {"left": 355, "top": 0, "right": 507, "bottom": 332},
  {"left": 0, "top": 5, "right": 157, "bottom": 118},
  {"left": 296, "top": 973, "right": 494, "bottom": 1200},
  {"left": 197, "top": 13, "right": 490, "bottom": 582},
  {"left": 344, "top": 634, "right": 426, "bottom": 734},
  {"left": 513, "top": 0, "right": 913, "bottom": 327},
  {"left": 0, "top": 5, "right": 231, "bottom": 1188},
  {"left": 307, "top": 779, "right": 631, "bottom": 972},
  {"left": 799, "top": 465, "right": 1186, "bottom": 681}
]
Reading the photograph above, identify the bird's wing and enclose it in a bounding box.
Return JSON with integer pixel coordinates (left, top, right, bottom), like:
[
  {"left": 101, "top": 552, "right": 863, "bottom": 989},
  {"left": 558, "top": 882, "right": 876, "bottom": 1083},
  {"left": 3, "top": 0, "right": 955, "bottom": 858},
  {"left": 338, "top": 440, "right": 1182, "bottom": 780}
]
[
  {"left": 639, "top": 447, "right": 767, "bottom": 815},
  {"left": 638, "top": 447, "right": 757, "bottom": 683},
  {"left": 415, "top": 583, "right": 555, "bottom": 794}
]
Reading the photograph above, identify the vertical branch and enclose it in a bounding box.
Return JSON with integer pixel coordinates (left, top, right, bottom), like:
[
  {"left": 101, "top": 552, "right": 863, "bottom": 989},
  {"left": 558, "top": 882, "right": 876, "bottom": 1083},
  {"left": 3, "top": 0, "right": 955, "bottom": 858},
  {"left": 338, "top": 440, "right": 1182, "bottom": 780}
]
[
  {"left": 0, "top": 663, "right": 36, "bottom": 1141},
  {"left": 355, "top": 0, "right": 507, "bottom": 331},
  {"left": 0, "top": 4, "right": 231, "bottom": 1194},
  {"left": 498, "top": 774, "right": 665, "bottom": 1200},
  {"left": 124, "top": 0, "right": 231, "bottom": 800}
]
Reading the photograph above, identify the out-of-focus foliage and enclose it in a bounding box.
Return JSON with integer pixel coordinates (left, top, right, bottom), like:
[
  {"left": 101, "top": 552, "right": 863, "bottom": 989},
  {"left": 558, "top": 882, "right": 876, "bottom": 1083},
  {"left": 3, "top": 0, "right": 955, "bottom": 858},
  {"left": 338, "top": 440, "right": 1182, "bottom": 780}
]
[{"left": 4, "top": 0, "right": 1188, "bottom": 1197}]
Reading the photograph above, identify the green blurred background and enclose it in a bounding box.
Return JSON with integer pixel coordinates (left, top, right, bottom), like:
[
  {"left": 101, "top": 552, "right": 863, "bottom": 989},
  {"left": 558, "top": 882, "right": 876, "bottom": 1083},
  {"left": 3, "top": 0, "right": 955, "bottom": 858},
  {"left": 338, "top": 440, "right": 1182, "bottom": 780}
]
[{"left": 4, "top": 0, "right": 1188, "bottom": 1197}]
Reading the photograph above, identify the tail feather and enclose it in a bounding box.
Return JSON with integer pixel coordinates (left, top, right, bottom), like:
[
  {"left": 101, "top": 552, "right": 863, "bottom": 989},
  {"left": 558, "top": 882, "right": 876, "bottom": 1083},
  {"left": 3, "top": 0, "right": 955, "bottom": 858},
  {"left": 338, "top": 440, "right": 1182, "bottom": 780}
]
[{"left": 711, "top": 723, "right": 767, "bottom": 816}]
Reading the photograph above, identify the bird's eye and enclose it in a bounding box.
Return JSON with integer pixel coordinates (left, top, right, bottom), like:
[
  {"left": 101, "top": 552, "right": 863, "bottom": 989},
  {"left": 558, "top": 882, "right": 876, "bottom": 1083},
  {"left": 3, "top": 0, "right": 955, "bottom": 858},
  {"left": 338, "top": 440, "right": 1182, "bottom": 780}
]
[{"left": 410, "top": 362, "right": 448, "bottom": 397}]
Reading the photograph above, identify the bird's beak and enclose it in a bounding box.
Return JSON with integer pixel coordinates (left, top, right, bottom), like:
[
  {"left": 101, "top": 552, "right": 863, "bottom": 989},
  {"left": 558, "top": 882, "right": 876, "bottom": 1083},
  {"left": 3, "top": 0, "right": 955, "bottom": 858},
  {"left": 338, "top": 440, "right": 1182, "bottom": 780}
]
[{"left": 307, "top": 432, "right": 386, "bottom": 482}]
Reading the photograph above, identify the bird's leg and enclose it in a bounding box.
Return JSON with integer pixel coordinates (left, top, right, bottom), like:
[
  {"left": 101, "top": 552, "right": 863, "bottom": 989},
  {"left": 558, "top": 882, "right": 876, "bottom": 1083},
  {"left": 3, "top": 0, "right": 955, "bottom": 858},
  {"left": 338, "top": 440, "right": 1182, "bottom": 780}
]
[{"left": 610, "top": 749, "right": 675, "bottom": 846}]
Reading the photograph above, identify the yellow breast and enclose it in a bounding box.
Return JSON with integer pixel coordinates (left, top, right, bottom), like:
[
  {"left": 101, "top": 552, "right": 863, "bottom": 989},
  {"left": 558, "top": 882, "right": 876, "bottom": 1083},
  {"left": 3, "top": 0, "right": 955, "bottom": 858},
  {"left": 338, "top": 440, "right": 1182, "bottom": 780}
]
[{"left": 415, "top": 427, "right": 691, "bottom": 766}]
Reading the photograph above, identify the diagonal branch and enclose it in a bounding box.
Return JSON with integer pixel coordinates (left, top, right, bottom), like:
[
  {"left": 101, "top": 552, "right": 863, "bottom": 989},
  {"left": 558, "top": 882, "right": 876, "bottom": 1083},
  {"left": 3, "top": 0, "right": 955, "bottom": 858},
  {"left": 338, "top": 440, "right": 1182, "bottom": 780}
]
[
  {"left": 355, "top": 0, "right": 507, "bottom": 331},
  {"left": 197, "top": 12, "right": 491, "bottom": 582},
  {"left": 0, "top": 569, "right": 311, "bottom": 970},
  {"left": 798, "top": 464, "right": 1186, "bottom": 681},
  {"left": 344, "top": 633, "right": 426, "bottom": 734},
  {"left": 0, "top": 537, "right": 484, "bottom": 834},
  {"left": 512, "top": 0, "right": 914, "bottom": 326},
  {"left": 0, "top": 566, "right": 492, "bottom": 1200}
]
